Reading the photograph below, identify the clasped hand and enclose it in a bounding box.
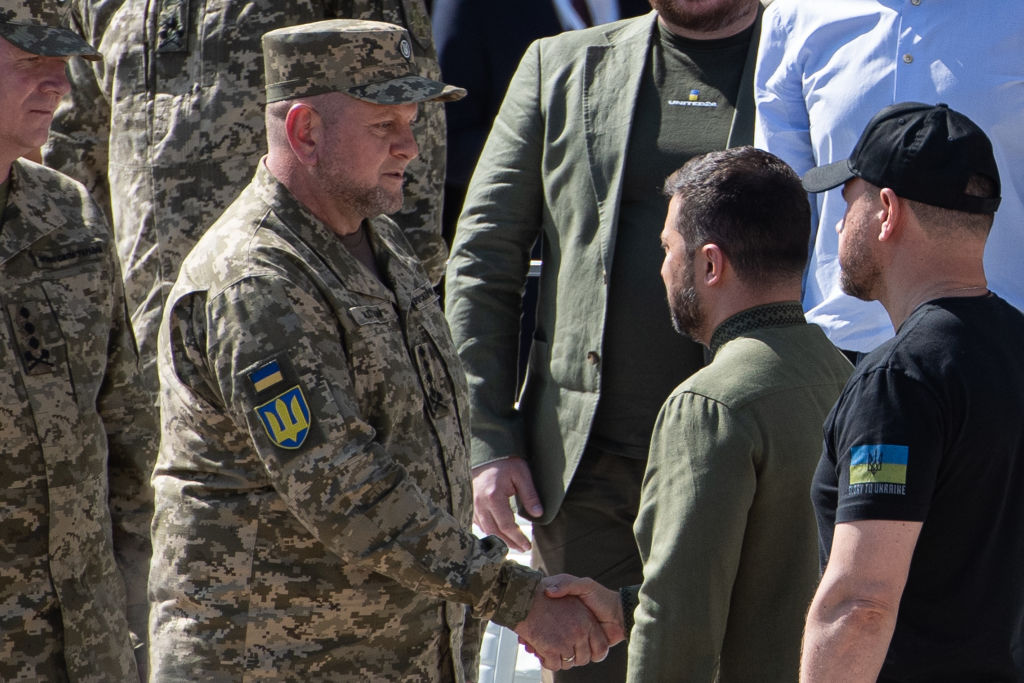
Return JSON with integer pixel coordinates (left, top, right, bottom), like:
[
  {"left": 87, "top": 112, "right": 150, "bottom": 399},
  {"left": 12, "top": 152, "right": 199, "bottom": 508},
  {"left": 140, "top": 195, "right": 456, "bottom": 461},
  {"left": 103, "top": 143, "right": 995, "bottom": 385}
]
[{"left": 513, "top": 574, "right": 626, "bottom": 671}]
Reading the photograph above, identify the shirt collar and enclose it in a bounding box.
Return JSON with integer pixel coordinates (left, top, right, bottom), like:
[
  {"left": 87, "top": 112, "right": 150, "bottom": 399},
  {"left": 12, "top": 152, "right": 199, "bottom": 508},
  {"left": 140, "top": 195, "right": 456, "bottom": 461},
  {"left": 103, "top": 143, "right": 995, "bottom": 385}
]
[{"left": 709, "top": 301, "right": 806, "bottom": 356}]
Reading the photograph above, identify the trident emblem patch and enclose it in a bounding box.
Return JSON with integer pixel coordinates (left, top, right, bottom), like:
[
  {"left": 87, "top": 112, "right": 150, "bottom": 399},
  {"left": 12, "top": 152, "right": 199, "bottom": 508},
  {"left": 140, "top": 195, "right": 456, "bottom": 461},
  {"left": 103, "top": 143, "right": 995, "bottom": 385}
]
[{"left": 256, "top": 386, "right": 311, "bottom": 449}]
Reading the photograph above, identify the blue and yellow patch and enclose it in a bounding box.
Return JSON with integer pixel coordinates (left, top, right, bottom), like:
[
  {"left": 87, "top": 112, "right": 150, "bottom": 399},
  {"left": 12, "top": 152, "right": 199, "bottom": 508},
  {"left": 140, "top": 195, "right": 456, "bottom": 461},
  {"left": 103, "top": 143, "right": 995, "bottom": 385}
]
[
  {"left": 849, "top": 444, "right": 908, "bottom": 485},
  {"left": 689, "top": 89, "right": 700, "bottom": 101},
  {"left": 255, "top": 386, "right": 311, "bottom": 449},
  {"left": 250, "top": 360, "right": 284, "bottom": 393}
]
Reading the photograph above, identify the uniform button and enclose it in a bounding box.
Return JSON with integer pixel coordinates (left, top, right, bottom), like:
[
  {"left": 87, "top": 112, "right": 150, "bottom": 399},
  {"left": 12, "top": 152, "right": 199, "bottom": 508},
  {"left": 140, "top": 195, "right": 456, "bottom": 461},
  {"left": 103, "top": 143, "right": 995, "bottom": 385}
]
[
  {"left": 586, "top": 351, "right": 600, "bottom": 366},
  {"left": 902, "top": 53, "right": 914, "bottom": 64}
]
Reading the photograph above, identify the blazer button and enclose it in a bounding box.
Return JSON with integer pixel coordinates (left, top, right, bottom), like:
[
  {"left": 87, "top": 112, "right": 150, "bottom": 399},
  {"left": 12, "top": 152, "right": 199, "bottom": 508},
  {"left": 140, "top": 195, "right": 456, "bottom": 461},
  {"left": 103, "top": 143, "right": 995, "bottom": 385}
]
[{"left": 586, "top": 351, "right": 600, "bottom": 366}]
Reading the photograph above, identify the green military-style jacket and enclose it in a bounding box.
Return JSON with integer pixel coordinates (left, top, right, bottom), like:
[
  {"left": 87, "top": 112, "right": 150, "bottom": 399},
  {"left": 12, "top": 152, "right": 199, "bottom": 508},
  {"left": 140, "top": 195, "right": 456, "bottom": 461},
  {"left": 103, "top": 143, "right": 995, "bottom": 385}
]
[
  {"left": 0, "top": 159, "right": 156, "bottom": 682},
  {"left": 152, "top": 163, "right": 538, "bottom": 682},
  {"left": 629, "top": 304, "right": 852, "bottom": 682}
]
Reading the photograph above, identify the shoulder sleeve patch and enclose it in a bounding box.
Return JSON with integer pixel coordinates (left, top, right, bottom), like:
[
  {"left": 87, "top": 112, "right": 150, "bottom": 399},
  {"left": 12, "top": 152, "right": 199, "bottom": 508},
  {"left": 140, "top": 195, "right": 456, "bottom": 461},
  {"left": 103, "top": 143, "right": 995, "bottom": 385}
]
[
  {"left": 244, "top": 355, "right": 314, "bottom": 451},
  {"left": 255, "top": 385, "right": 312, "bottom": 450}
]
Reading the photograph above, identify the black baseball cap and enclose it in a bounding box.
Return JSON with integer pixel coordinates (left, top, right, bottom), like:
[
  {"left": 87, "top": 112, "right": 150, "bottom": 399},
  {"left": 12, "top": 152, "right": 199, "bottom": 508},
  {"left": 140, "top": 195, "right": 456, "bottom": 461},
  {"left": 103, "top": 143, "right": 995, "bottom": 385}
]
[{"left": 802, "top": 102, "right": 1001, "bottom": 214}]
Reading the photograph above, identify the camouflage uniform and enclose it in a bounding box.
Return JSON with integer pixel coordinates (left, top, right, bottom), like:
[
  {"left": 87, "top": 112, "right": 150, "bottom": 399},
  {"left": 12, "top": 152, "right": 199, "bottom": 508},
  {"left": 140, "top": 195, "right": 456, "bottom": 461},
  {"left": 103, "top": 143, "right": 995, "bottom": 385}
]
[
  {"left": 151, "top": 162, "right": 538, "bottom": 682},
  {"left": 43, "top": 0, "right": 449, "bottom": 387},
  {"left": 0, "top": 159, "right": 156, "bottom": 682}
]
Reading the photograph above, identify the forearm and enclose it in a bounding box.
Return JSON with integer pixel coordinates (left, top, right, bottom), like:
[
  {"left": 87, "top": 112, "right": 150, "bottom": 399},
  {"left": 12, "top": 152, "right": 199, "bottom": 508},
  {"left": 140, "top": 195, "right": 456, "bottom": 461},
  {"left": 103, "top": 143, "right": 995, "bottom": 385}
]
[{"left": 800, "top": 595, "right": 898, "bottom": 682}]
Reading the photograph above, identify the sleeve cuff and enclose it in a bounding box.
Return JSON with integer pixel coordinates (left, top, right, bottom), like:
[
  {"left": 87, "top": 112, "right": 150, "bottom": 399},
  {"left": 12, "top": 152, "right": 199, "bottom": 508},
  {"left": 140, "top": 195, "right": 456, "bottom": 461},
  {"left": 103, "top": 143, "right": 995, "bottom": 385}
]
[{"left": 620, "top": 584, "right": 640, "bottom": 641}]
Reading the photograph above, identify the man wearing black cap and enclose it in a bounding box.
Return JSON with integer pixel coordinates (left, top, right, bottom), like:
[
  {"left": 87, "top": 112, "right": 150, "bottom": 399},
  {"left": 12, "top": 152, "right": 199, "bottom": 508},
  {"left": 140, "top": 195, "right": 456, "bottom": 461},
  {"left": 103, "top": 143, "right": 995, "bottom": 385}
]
[
  {"left": 0, "top": 1, "right": 156, "bottom": 680},
  {"left": 799, "top": 102, "right": 1024, "bottom": 681}
]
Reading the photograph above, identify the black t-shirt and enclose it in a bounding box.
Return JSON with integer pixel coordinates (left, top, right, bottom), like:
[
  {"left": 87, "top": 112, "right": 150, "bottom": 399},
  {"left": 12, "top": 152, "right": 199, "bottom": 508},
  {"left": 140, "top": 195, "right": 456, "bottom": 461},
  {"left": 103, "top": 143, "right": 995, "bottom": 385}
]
[{"left": 812, "top": 294, "right": 1024, "bottom": 681}]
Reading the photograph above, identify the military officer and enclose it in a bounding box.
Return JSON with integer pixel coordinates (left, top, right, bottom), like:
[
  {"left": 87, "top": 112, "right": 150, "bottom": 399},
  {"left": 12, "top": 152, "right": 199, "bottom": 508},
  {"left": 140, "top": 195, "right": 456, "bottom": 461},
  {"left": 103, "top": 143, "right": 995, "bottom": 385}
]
[
  {"left": 150, "top": 20, "right": 608, "bottom": 681},
  {"left": 44, "top": 0, "right": 449, "bottom": 393},
  {"left": 0, "top": 1, "right": 157, "bottom": 680}
]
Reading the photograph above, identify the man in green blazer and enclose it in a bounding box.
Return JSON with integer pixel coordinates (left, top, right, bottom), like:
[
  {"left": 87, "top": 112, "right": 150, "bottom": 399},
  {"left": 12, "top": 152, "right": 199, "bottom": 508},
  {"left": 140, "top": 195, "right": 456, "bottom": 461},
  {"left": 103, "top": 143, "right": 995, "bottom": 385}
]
[{"left": 445, "top": 2, "right": 762, "bottom": 679}]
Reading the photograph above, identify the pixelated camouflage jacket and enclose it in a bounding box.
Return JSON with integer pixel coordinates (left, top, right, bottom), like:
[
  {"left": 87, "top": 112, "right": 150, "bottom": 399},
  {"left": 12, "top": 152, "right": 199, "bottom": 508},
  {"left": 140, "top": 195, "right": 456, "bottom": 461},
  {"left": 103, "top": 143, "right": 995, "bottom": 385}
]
[
  {"left": 43, "top": 0, "right": 449, "bottom": 379},
  {"left": 150, "top": 161, "right": 538, "bottom": 682},
  {"left": 0, "top": 159, "right": 157, "bottom": 682}
]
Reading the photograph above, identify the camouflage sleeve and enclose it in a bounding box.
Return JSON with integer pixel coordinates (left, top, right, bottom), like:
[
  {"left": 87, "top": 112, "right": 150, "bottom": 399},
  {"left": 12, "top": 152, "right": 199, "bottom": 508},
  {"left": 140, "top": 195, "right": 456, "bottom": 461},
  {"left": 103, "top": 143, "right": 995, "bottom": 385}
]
[
  {"left": 94, "top": 205, "right": 158, "bottom": 656},
  {"left": 188, "top": 271, "right": 537, "bottom": 624},
  {"left": 330, "top": 0, "right": 449, "bottom": 284},
  {"left": 43, "top": 0, "right": 113, "bottom": 223}
]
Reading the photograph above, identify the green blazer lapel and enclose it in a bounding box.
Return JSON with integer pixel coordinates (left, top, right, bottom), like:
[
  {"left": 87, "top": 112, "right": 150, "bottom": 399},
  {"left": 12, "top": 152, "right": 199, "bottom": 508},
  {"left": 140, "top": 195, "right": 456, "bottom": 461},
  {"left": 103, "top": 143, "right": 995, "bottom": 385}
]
[
  {"left": 582, "top": 12, "right": 658, "bottom": 273},
  {"left": 725, "top": 3, "right": 765, "bottom": 148}
]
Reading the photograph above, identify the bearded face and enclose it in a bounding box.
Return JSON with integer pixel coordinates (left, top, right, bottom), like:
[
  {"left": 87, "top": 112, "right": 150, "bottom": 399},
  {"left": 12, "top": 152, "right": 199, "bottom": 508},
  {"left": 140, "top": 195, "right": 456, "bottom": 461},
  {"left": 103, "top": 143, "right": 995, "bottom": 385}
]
[
  {"left": 667, "top": 252, "right": 705, "bottom": 340},
  {"left": 837, "top": 181, "right": 884, "bottom": 301},
  {"left": 649, "top": 0, "right": 757, "bottom": 34}
]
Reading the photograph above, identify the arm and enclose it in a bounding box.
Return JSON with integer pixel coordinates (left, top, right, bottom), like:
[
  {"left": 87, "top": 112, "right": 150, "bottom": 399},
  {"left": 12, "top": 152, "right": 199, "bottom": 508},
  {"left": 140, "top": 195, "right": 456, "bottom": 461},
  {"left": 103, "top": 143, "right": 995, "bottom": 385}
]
[
  {"left": 753, "top": 4, "right": 815, "bottom": 174},
  {"left": 445, "top": 41, "right": 546, "bottom": 545},
  {"left": 801, "top": 519, "right": 921, "bottom": 682},
  {"left": 628, "top": 392, "right": 757, "bottom": 681},
  {"left": 753, "top": 5, "right": 821, "bottom": 248},
  {"left": 198, "top": 273, "right": 607, "bottom": 664},
  {"left": 444, "top": 40, "right": 543, "bottom": 466},
  {"left": 95, "top": 206, "right": 158, "bottom": 653}
]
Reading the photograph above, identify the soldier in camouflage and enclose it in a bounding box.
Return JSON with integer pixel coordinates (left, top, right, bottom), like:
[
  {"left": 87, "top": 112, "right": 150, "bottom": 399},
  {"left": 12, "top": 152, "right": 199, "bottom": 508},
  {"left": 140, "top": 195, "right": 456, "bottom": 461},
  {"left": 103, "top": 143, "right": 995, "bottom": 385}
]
[
  {"left": 43, "top": 0, "right": 449, "bottom": 392},
  {"left": 151, "top": 20, "right": 610, "bottom": 682},
  {"left": 0, "top": 1, "right": 157, "bottom": 680}
]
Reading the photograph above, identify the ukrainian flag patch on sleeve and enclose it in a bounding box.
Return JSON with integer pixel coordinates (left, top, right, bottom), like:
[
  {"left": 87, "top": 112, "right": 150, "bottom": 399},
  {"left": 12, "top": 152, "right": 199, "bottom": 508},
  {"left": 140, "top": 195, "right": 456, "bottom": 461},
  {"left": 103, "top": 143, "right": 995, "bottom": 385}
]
[
  {"left": 250, "top": 360, "right": 284, "bottom": 393},
  {"left": 849, "top": 444, "right": 908, "bottom": 494}
]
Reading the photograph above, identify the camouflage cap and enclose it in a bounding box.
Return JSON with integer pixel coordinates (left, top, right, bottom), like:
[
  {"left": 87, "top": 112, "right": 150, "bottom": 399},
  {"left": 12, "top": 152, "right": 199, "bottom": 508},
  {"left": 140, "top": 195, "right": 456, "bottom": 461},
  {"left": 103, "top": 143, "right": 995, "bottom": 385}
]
[
  {"left": 0, "top": 0, "right": 100, "bottom": 60},
  {"left": 262, "top": 19, "right": 466, "bottom": 105}
]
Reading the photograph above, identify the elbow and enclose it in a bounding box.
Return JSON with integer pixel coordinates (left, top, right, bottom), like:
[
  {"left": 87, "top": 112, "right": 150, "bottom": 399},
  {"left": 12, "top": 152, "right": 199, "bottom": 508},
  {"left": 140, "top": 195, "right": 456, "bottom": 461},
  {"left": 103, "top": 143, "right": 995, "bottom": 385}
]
[
  {"left": 832, "top": 597, "right": 898, "bottom": 634},
  {"left": 813, "top": 591, "right": 901, "bottom": 638}
]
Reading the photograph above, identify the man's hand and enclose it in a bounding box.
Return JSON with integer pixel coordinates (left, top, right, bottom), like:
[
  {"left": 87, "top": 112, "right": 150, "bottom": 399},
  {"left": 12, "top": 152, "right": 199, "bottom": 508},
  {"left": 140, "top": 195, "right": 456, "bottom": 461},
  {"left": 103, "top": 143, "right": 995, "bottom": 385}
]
[
  {"left": 514, "top": 580, "right": 610, "bottom": 671},
  {"left": 543, "top": 574, "right": 627, "bottom": 646},
  {"left": 471, "top": 458, "right": 543, "bottom": 552}
]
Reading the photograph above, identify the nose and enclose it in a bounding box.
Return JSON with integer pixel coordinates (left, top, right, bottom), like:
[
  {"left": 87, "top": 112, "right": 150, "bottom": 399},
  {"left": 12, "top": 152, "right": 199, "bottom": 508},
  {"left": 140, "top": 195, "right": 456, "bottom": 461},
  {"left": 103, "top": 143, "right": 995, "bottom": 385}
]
[
  {"left": 40, "top": 60, "right": 71, "bottom": 98},
  {"left": 393, "top": 122, "right": 418, "bottom": 162},
  {"left": 835, "top": 216, "right": 845, "bottom": 235}
]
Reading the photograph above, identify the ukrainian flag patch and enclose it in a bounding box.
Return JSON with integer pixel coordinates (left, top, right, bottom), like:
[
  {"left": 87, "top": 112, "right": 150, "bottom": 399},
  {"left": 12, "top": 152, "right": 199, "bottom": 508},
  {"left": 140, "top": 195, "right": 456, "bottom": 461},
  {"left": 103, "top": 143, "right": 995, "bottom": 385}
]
[
  {"left": 850, "top": 444, "right": 908, "bottom": 485},
  {"left": 255, "top": 386, "right": 311, "bottom": 449},
  {"left": 250, "top": 360, "right": 284, "bottom": 393}
]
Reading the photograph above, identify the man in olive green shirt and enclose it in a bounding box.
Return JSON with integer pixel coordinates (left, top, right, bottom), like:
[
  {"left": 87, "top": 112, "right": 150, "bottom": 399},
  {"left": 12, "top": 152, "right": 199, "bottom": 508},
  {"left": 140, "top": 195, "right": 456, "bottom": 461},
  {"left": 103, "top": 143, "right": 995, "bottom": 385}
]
[{"left": 546, "top": 147, "right": 851, "bottom": 681}]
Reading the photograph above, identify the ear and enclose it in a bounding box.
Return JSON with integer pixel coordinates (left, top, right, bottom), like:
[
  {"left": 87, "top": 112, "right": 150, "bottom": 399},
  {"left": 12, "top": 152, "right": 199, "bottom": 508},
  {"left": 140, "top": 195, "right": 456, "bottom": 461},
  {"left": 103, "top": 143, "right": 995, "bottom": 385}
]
[
  {"left": 700, "top": 243, "right": 726, "bottom": 287},
  {"left": 877, "top": 187, "right": 902, "bottom": 242},
  {"left": 284, "top": 103, "right": 321, "bottom": 166}
]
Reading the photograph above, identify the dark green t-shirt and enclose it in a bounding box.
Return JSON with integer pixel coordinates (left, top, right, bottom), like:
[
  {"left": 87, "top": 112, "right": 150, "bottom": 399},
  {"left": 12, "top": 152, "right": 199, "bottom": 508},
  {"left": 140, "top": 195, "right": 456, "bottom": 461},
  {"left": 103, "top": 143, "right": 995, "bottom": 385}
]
[{"left": 590, "top": 21, "right": 753, "bottom": 458}]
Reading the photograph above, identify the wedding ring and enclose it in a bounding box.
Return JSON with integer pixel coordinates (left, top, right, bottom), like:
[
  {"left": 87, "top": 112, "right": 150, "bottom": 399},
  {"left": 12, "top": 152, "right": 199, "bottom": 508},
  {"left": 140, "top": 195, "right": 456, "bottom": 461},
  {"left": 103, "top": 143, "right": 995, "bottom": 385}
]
[{"left": 562, "top": 654, "right": 576, "bottom": 663}]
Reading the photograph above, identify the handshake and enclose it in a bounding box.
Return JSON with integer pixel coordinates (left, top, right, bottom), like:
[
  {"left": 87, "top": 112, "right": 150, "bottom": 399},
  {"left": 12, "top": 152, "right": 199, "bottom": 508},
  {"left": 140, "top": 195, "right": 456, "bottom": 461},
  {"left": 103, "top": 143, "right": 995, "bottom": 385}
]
[{"left": 511, "top": 574, "right": 627, "bottom": 671}]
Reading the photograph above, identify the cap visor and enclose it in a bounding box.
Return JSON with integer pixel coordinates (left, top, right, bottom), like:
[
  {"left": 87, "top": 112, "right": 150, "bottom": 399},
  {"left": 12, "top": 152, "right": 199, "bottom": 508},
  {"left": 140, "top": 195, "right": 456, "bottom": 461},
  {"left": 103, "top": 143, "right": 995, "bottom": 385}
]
[
  {"left": 348, "top": 75, "right": 466, "bottom": 105},
  {"left": 801, "top": 159, "right": 856, "bottom": 193},
  {"left": 0, "top": 24, "right": 101, "bottom": 61}
]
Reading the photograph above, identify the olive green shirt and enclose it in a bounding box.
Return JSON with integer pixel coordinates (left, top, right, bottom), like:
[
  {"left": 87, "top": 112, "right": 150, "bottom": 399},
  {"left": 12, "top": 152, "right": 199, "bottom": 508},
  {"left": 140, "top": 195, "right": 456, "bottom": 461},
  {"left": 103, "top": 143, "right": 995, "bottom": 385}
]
[{"left": 628, "top": 303, "right": 852, "bottom": 682}]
